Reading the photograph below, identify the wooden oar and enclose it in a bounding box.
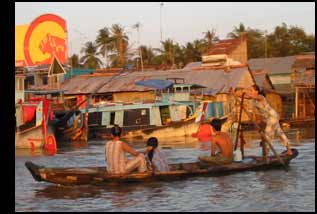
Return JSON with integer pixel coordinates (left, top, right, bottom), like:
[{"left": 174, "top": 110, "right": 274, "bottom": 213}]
[{"left": 232, "top": 94, "right": 288, "bottom": 171}]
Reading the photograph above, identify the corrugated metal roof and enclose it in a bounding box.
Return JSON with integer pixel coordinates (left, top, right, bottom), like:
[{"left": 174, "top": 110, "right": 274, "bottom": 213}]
[
  {"left": 248, "top": 56, "right": 296, "bottom": 75},
  {"left": 252, "top": 70, "right": 274, "bottom": 90},
  {"left": 292, "top": 55, "right": 315, "bottom": 69},
  {"left": 61, "top": 67, "right": 250, "bottom": 96},
  {"left": 203, "top": 37, "right": 246, "bottom": 56},
  {"left": 183, "top": 61, "right": 202, "bottom": 69}
]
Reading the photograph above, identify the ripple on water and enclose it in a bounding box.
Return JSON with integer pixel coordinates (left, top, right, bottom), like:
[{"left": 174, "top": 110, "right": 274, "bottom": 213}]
[{"left": 15, "top": 128, "right": 315, "bottom": 212}]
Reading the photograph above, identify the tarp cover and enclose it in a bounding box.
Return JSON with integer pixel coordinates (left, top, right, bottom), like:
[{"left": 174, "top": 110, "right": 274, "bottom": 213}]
[
  {"left": 22, "top": 105, "right": 36, "bottom": 123},
  {"left": 135, "top": 79, "right": 174, "bottom": 90}
]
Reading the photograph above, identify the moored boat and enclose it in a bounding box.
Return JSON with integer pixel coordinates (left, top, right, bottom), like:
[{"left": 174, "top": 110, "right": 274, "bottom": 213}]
[
  {"left": 15, "top": 97, "right": 56, "bottom": 150},
  {"left": 25, "top": 149, "right": 298, "bottom": 186}
]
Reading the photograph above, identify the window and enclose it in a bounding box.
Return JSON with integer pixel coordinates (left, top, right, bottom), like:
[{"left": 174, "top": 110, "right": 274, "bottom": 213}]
[
  {"left": 175, "top": 87, "right": 182, "bottom": 92},
  {"left": 110, "top": 112, "right": 115, "bottom": 125},
  {"left": 15, "top": 78, "right": 24, "bottom": 90},
  {"left": 43, "top": 76, "right": 48, "bottom": 85},
  {"left": 183, "top": 87, "right": 189, "bottom": 92}
]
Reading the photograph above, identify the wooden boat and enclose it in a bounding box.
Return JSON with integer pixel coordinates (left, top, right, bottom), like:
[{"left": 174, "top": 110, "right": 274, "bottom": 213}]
[
  {"left": 25, "top": 149, "right": 298, "bottom": 186},
  {"left": 54, "top": 110, "right": 87, "bottom": 142}
]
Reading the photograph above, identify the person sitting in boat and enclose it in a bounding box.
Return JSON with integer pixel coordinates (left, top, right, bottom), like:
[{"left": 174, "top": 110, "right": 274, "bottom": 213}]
[
  {"left": 235, "top": 84, "right": 293, "bottom": 156},
  {"left": 198, "top": 118, "right": 234, "bottom": 165},
  {"left": 192, "top": 119, "right": 215, "bottom": 152},
  {"left": 105, "top": 125, "right": 148, "bottom": 174},
  {"left": 144, "top": 137, "right": 170, "bottom": 172}
]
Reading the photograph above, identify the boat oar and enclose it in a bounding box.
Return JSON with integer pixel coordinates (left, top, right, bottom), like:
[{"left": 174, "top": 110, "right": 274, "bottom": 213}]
[{"left": 232, "top": 94, "right": 288, "bottom": 171}]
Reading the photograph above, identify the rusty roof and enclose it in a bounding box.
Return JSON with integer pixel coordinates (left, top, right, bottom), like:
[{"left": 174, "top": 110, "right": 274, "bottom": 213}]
[
  {"left": 203, "top": 36, "right": 246, "bottom": 56},
  {"left": 61, "top": 66, "right": 251, "bottom": 96},
  {"left": 292, "top": 55, "right": 315, "bottom": 69}
]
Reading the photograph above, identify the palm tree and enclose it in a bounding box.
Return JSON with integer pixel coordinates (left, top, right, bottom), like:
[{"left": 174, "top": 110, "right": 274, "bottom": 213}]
[
  {"left": 140, "top": 45, "right": 155, "bottom": 66},
  {"left": 69, "top": 54, "right": 80, "bottom": 68},
  {"left": 96, "top": 27, "right": 113, "bottom": 68},
  {"left": 193, "top": 39, "right": 207, "bottom": 58},
  {"left": 80, "top": 41, "right": 103, "bottom": 69},
  {"left": 227, "top": 23, "right": 247, "bottom": 38},
  {"left": 155, "top": 38, "right": 176, "bottom": 67},
  {"left": 183, "top": 42, "right": 194, "bottom": 64},
  {"left": 109, "top": 24, "right": 129, "bottom": 67},
  {"left": 202, "top": 28, "right": 219, "bottom": 49}
]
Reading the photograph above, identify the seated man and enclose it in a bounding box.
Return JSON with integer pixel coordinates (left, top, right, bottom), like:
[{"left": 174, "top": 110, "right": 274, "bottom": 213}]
[
  {"left": 198, "top": 118, "right": 234, "bottom": 165},
  {"left": 105, "top": 125, "right": 148, "bottom": 174}
]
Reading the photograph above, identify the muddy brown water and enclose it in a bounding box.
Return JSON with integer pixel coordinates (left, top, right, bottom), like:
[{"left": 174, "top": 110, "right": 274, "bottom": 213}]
[{"left": 15, "top": 127, "right": 315, "bottom": 212}]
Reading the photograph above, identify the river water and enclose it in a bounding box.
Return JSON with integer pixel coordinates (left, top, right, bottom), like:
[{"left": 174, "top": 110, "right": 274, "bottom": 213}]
[{"left": 15, "top": 127, "right": 315, "bottom": 212}]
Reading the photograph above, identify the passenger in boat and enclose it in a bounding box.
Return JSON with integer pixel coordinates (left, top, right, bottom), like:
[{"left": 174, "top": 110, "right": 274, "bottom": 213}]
[
  {"left": 198, "top": 118, "right": 234, "bottom": 165},
  {"left": 105, "top": 125, "right": 148, "bottom": 174},
  {"left": 236, "top": 85, "right": 293, "bottom": 156},
  {"left": 192, "top": 119, "right": 215, "bottom": 152},
  {"left": 144, "top": 137, "right": 170, "bottom": 172}
]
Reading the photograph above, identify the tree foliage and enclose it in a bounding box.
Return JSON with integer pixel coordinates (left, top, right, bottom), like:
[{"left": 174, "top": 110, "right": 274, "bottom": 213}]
[
  {"left": 74, "top": 22, "right": 314, "bottom": 69},
  {"left": 80, "top": 41, "right": 103, "bottom": 69}
]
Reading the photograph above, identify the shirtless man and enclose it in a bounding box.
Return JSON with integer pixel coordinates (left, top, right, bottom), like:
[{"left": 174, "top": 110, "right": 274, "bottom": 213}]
[{"left": 198, "top": 118, "right": 234, "bottom": 165}]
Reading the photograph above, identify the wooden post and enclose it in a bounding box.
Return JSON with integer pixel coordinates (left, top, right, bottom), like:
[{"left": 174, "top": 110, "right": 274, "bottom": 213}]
[
  {"left": 234, "top": 93, "right": 245, "bottom": 151},
  {"left": 260, "top": 131, "right": 268, "bottom": 163},
  {"left": 302, "top": 88, "right": 306, "bottom": 118},
  {"left": 295, "top": 87, "right": 298, "bottom": 119},
  {"left": 239, "top": 129, "right": 246, "bottom": 159}
]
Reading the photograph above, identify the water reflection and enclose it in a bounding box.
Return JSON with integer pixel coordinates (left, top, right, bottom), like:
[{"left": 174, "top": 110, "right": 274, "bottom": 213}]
[
  {"left": 15, "top": 149, "right": 56, "bottom": 157},
  {"left": 15, "top": 127, "right": 315, "bottom": 212},
  {"left": 35, "top": 185, "right": 102, "bottom": 200}
]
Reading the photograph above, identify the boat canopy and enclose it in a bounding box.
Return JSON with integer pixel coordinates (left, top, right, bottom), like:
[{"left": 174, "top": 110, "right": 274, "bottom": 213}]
[{"left": 135, "top": 79, "right": 174, "bottom": 90}]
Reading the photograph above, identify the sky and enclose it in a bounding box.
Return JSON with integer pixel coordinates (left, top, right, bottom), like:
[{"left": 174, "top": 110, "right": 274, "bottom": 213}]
[{"left": 15, "top": 2, "right": 315, "bottom": 58}]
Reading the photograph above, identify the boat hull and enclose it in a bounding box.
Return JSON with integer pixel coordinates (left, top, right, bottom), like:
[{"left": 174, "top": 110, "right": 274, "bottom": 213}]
[
  {"left": 25, "top": 149, "right": 298, "bottom": 186},
  {"left": 54, "top": 111, "right": 87, "bottom": 143},
  {"left": 90, "top": 118, "right": 199, "bottom": 140},
  {"left": 15, "top": 125, "right": 45, "bottom": 149}
]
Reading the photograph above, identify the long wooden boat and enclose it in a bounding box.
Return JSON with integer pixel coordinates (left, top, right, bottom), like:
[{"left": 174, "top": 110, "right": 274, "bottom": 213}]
[{"left": 25, "top": 149, "right": 298, "bottom": 186}]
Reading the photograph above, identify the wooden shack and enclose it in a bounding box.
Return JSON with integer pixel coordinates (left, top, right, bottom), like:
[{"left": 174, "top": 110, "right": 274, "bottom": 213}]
[{"left": 291, "top": 54, "right": 315, "bottom": 119}]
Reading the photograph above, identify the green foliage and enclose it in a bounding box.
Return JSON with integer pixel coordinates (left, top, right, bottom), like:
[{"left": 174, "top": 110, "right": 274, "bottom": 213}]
[
  {"left": 69, "top": 54, "right": 81, "bottom": 68},
  {"left": 74, "top": 22, "right": 315, "bottom": 69},
  {"left": 80, "top": 41, "right": 103, "bottom": 69},
  {"left": 228, "top": 22, "right": 315, "bottom": 59}
]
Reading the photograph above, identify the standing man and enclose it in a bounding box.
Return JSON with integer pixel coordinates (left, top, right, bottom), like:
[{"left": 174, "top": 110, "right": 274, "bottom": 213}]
[
  {"left": 105, "top": 125, "right": 148, "bottom": 174},
  {"left": 235, "top": 85, "right": 293, "bottom": 155}
]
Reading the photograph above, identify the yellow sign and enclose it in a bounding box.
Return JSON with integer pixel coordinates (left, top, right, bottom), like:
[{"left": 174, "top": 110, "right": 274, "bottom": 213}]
[{"left": 15, "top": 14, "right": 67, "bottom": 67}]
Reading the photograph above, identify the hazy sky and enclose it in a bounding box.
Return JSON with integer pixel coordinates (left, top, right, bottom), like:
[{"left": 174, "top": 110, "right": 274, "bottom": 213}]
[{"left": 15, "top": 2, "right": 315, "bottom": 57}]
